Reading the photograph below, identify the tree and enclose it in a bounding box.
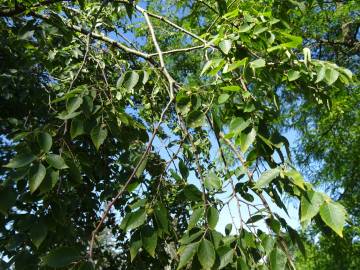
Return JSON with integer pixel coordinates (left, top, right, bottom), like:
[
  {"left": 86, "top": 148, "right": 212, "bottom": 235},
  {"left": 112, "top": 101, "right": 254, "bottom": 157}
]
[{"left": 0, "top": 0, "right": 354, "bottom": 269}]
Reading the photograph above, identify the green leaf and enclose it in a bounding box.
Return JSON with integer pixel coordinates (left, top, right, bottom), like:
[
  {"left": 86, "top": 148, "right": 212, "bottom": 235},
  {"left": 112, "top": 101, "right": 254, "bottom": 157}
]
[
  {"left": 39, "top": 169, "right": 59, "bottom": 194},
  {"left": 66, "top": 96, "right": 83, "bottom": 113},
  {"left": 320, "top": 201, "right": 346, "bottom": 237},
  {"left": 197, "top": 239, "right": 215, "bottom": 269},
  {"left": 41, "top": 247, "right": 81, "bottom": 268},
  {"left": 187, "top": 111, "right": 205, "bottom": 128},
  {"left": 188, "top": 207, "right": 204, "bottom": 230},
  {"left": 179, "top": 159, "right": 189, "bottom": 179},
  {"left": 207, "top": 207, "right": 219, "bottom": 229},
  {"left": 204, "top": 172, "right": 222, "bottom": 191},
  {"left": 254, "top": 168, "right": 280, "bottom": 189},
  {"left": 225, "top": 58, "right": 247, "bottom": 73},
  {"left": 250, "top": 58, "right": 265, "bottom": 69},
  {"left": 90, "top": 125, "right": 108, "bottom": 150},
  {"left": 238, "top": 23, "right": 254, "bottom": 33},
  {"left": 219, "top": 39, "right": 232, "bottom": 54},
  {"left": 70, "top": 118, "right": 85, "bottom": 139},
  {"left": 120, "top": 208, "right": 146, "bottom": 232},
  {"left": 225, "top": 223, "right": 232, "bottom": 235},
  {"left": 229, "top": 117, "right": 250, "bottom": 134},
  {"left": 78, "top": 262, "right": 95, "bottom": 270},
  {"left": 4, "top": 153, "right": 36, "bottom": 168},
  {"left": 117, "top": 71, "right": 140, "bottom": 91},
  {"left": 177, "top": 242, "right": 199, "bottom": 270},
  {"left": 129, "top": 231, "right": 142, "bottom": 262},
  {"left": 135, "top": 157, "right": 147, "bottom": 178},
  {"left": 238, "top": 128, "right": 256, "bottom": 153},
  {"left": 0, "top": 187, "right": 16, "bottom": 215},
  {"left": 29, "top": 163, "right": 46, "bottom": 193},
  {"left": 218, "top": 93, "right": 230, "bottom": 104},
  {"left": 325, "top": 68, "right": 339, "bottom": 85},
  {"left": 142, "top": 225, "right": 158, "bottom": 257},
  {"left": 154, "top": 203, "right": 169, "bottom": 233},
  {"left": 57, "top": 111, "right": 81, "bottom": 120},
  {"left": 221, "top": 85, "right": 241, "bottom": 91},
  {"left": 270, "top": 248, "right": 287, "bottom": 270},
  {"left": 288, "top": 70, "right": 301, "bottom": 81},
  {"left": 284, "top": 169, "right": 305, "bottom": 190},
  {"left": 316, "top": 65, "right": 326, "bottom": 83},
  {"left": 300, "top": 190, "right": 324, "bottom": 222},
  {"left": 246, "top": 214, "right": 265, "bottom": 224},
  {"left": 46, "top": 154, "right": 68, "bottom": 170},
  {"left": 38, "top": 132, "right": 52, "bottom": 153},
  {"left": 30, "top": 221, "right": 48, "bottom": 248},
  {"left": 217, "top": 246, "right": 233, "bottom": 269}
]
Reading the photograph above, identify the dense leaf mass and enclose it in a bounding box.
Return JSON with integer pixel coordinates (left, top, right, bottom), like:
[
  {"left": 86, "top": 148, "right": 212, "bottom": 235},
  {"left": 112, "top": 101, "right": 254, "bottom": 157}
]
[{"left": 0, "top": 0, "right": 357, "bottom": 269}]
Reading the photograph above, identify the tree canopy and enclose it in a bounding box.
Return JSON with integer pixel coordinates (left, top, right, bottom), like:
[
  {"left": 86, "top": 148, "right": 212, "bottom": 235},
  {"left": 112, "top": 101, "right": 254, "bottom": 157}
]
[{"left": 0, "top": 0, "right": 357, "bottom": 269}]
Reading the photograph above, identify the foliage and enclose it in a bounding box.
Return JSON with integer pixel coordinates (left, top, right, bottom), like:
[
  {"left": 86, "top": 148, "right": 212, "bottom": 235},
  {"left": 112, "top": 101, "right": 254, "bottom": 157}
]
[{"left": 0, "top": 0, "right": 355, "bottom": 269}]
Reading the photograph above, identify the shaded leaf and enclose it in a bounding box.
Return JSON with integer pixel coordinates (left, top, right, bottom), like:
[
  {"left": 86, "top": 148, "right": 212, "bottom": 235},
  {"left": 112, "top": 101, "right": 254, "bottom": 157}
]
[
  {"left": 29, "top": 163, "right": 46, "bottom": 193},
  {"left": 30, "top": 221, "right": 48, "bottom": 248},
  {"left": 41, "top": 247, "right": 81, "bottom": 268},
  {"left": 4, "top": 153, "right": 36, "bottom": 168},
  {"left": 177, "top": 242, "right": 199, "bottom": 269},
  {"left": 142, "top": 225, "right": 158, "bottom": 257},
  {"left": 270, "top": 248, "right": 287, "bottom": 270},
  {"left": 90, "top": 125, "right": 107, "bottom": 150},
  {"left": 37, "top": 132, "right": 52, "bottom": 153},
  {"left": 46, "top": 154, "right": 68, "bottom": 170}
]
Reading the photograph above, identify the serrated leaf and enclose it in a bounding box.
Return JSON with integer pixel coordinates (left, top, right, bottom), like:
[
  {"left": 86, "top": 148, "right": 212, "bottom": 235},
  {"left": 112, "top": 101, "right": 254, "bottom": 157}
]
[
  {"left": 250, "top": 58, "right": 265, "bottom": 69},
  {"left": 325, "top": 68, "right": 339, "bottom": 85},
  {"left": 270, "top": 247, "right": 287, "bottom": 270},
  {"left": 4, "top": 153, "right": 36, "bottom": 168},
  {"left": 188, "top": 207, "right": 204, "bottom": 230},
  {"left": 219, "top": 39, "right": 232, "bottom": 54},
  {"left": 320, "top": 201, "right": 346, "bottom": 237},
  {"left": 288, "top": 70, "right": 300, "bottom": 81},
  {"left": 46, "top": 154, "right": 68, "bottom": 170},
  {"left": 90, "top": 125, "right": 108, "bottom": 150},
  {"left": 204, "top": 172, "right": 222, "bottom": 191},
  {"left": 238, "top": 128, "right": 256, "bottom": 152},
  {"left": 177, "top": 242, "right": 199, "bottom": 270},
  {"left": 66, "top": 96, "right": 83, "bottom": 113},
  {"left": 30, "top": 221, "right": 48, "bottom": 248},
  {"left": 29, "top": 163, "right": 46, "bottom": 193},
  {"left": 38, "top": 132, "right": 52, "bottom": 153},
  {"left": 120, "top": 208, "right": 146, "bottom": 232},
  {"left": 300, "top": 190, "right": 324, "bottom": 222},
  {"left": 207, "top": 207, "right": 219, "bottom": 229},
  {"left": 41, "top": 247, "right": 81, "bottom": 268},
  {"left": 254, "top": 168, "right": 280, "bottom": 189},
  {"left": 198, "top": 239, "right": 215, "bottom": 269},
  {"left": 70, "top": 118, "right": 85, "bottom": 139}
]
